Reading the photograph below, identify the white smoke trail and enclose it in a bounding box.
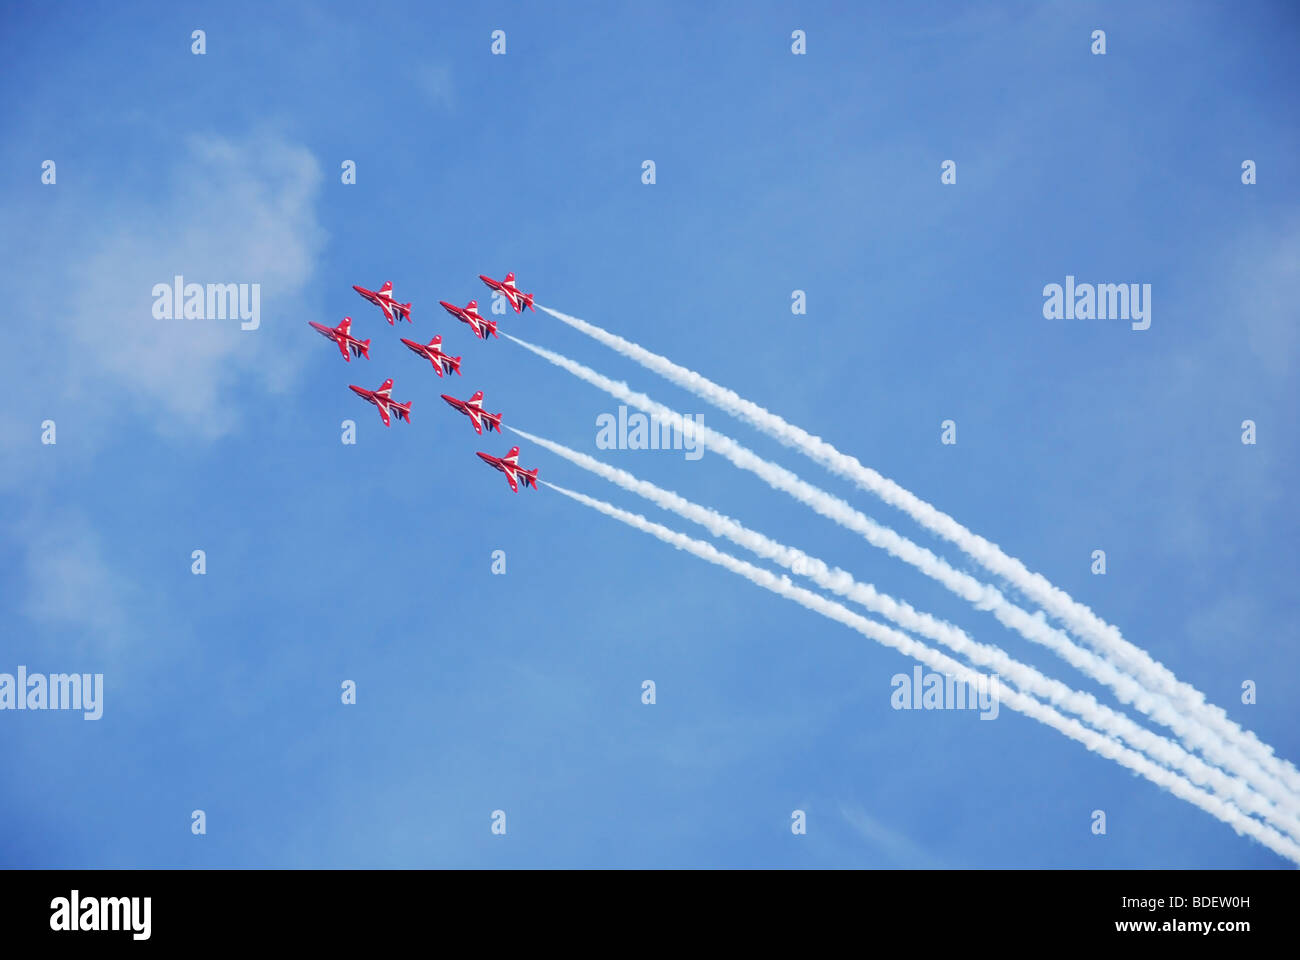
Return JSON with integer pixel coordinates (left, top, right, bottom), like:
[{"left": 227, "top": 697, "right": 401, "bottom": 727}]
[
  {"left": 538, "top": 304, "right": 1300, "bottom": 796},
  {"left": 505, "top": 332, "right": 1300, "bottom": 819},
  {"left": 514, "top": 426, "right": 1300, "bottom": 840},
  {"left": 542, "top": 479, "right": 1300, "bottom": 864}
]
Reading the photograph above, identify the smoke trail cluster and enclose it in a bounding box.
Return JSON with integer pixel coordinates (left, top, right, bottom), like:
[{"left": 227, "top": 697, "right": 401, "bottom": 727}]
[
  {"left": 539, "top": 305, "right": 1300, "bottom": 800},
  {"left": 503, "top": 306, "right": 1299, "bottom": 863}
]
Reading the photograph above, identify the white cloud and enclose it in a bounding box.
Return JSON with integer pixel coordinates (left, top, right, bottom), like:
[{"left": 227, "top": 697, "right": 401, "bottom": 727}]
[
  {"left": 0, "top": 132, "right": 326, "bottom": 496},
  {"left": 16, "top": 510, "right": 130, "bottom": 648},
  {"left": 0, "top": 133, "right": 327, "bottom": 651},
  {"left": 62, "top": 134, "right": 327, "bottom": 436}
]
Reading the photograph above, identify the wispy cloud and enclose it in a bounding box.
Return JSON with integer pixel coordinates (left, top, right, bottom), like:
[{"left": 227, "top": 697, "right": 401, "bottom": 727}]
[
  {"left": 0, "top": 132, "right": 325, "bottom": 495},
  {"left": 14, "top": 510, "right": 131, "bottom": 649},
  {"left": 840, "top": 802, "right": 945, "bottom": 868},
  {"left": 62, "top": 133, "right": 327, "bottom": 436},
  {"left": 0, "top": 133, "right": 327, "bottom": 660}
]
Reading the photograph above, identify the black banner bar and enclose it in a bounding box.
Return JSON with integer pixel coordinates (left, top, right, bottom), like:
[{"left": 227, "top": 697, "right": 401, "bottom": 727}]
[{"left": 1, "top": 868, "right": 1288, "bottom": 946}]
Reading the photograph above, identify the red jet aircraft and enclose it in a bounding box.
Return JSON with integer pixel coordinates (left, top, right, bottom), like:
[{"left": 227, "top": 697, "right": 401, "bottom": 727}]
[
  {"left": 352, "top": 281, "right": 412, "bottom": 324},
  {"left": 349, "top": 378, "right": 412, "bottom": 427},
  {"left": 477, "top": 446, "right": 539, "bottom": 492},
  {"left": 308, "top": 316, "right": 370, "bottom": 362},
  {"left": 478, "top": 272, "right": 535, "bottom": 314},
  {"left": 441, "top": 390, "right": 502, "bottom": 436},
  {"left": 439, "top": 298, "right": 498, "bottom": 340},
  {"left": 401, "top": 334, "right": 462, "bottom": 377}
]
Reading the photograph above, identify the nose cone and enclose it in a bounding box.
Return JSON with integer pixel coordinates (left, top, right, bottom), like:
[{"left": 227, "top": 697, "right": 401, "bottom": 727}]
[
  {"left": 349, "top": 385, "right": 367, "bottom": 397},
  {"left": 476, "top": 452, "right": 494, "bottom": 464},
  {"left": 439, "top": 301, "right": 454, "bottom": 311},
  {"left": 440, "top": 394, "right": 457, "bottom": 406},
  {"left": 352, "top": 285, "right": 365, "bottom": 294}
]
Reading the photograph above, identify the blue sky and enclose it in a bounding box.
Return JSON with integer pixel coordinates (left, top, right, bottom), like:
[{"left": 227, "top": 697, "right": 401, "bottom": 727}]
[{"left": 1, "top": 1, "right": 1297, "bottom": 868}]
